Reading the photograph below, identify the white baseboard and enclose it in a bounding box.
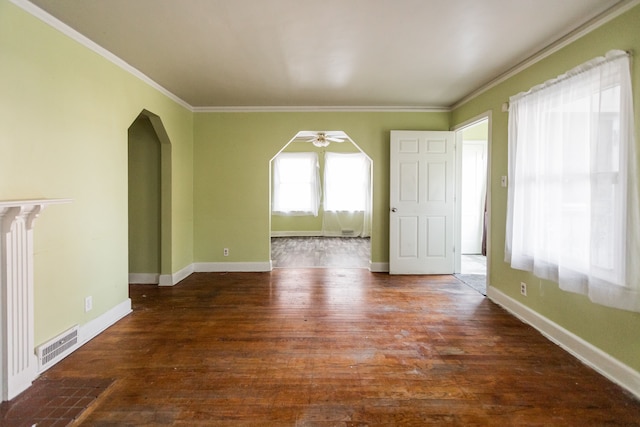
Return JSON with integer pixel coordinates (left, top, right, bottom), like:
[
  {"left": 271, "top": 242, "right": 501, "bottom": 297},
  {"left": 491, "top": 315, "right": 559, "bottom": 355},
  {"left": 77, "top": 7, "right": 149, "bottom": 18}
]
[
  {"left": 488, "top": 286, "right": 640, "bottom": 400},
  {"left": 147, "top": 261, "right": 273, "bottom": 286},
  {"left": 129, "top": 273, "right": 159, "bottom": 284},
  {"left": 369, "top": 262, "right": 389, "bottom": 273},
  {"left": 271, "top": 231, "right": 323, "bottom": 237},
  {"left": 36, "top": 299, "right": 132, "bottom": 375},
  {"left": 79, "top": 298, "right": 132, "bottom": 345},
  {"left": 194, "top": 261, "right": 273, "bottom": 272},
  {"left": 159, "top": 264, "right": 194, "bottom": 286},
  {"left": 270, "top": 232, "right": 370, "bottom": 238}
]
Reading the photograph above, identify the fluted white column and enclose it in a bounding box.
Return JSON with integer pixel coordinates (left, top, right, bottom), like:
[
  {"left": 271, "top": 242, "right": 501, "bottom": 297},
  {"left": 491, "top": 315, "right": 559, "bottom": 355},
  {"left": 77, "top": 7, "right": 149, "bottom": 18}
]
[{"left": 0, "top": 199, "right": 70, "bottom": 401}]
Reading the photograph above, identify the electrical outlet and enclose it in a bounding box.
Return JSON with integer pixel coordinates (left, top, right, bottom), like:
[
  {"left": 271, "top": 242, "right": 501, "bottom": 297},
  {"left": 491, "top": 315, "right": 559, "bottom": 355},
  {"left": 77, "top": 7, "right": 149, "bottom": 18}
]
[
  {"left": 520, "top": 282, "right": 527, "bottom": 296},
  {"left": 223, "top": 248, "right": 229, "bottom": 256},
  {"left": 85, "top": 296, "right": 93, "bottom": 312}
]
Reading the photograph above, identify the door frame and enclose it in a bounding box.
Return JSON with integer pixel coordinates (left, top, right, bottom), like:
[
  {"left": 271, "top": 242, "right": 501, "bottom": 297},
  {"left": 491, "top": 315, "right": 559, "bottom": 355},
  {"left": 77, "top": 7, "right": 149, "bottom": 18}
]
[
  {"left": 268, "top": 131, "right": 374, "bottom": 270},
  {"left": 452, "top": 111, "right": 492, "bottom": 276}
]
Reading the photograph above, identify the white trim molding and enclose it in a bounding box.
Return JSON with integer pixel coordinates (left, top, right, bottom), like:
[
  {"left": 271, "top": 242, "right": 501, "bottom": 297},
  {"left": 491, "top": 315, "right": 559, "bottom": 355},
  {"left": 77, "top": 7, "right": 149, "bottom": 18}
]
[
  {"left": 270, "top": 231, "right": 324, "bottom": 237},
  {"left": 9, "top": 0, "right": 451, "bottom": 114},
  {"left": 194, "top": 106, "right": 450, "bottom": 113},
  {"left": 194, "top": 262, "right": 273, "bottom": 273},
  {"left": 11, "top": 0, "right": 639, "bottom": 114},
  {"left": 0, "top": 199, "right": 71, "bottom": 401},
  {"left": 78, "top": 299, "right": 132, "bottom": 349},
  {"left": 9, "top": 0, "right": 191, "bottom": 111},
  {"left": 488, "top": 286, "right": 640, "bottom": 400},
  {"left": 36, "top": 298, "right": 132, "bottom": 375},
  {"left": 158, "top": 264, "right": 195, "bottom": 287},
  {"left": 146, "top": 262, "right": 274, "bottom": 286},
  {"left": 451, "top": 0, "right": 640, "bottom": 110}
]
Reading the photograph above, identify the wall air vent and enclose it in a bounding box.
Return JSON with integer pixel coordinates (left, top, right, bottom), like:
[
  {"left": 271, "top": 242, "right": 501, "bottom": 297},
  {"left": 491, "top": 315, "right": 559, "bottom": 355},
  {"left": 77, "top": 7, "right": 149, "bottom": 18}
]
[{"left": 36, "top": 325, "right": 79, "bottom": 371}]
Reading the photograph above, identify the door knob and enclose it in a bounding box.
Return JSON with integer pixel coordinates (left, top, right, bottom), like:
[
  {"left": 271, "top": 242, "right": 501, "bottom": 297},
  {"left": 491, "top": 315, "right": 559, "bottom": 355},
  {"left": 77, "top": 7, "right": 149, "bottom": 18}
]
[{"left": 391, "top": 207, "right": 397, "bottom": 212}]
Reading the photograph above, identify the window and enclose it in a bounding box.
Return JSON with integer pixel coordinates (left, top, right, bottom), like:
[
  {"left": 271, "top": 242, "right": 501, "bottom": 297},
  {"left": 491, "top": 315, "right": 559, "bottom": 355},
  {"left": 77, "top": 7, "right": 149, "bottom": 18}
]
[
  {"left": 272, "top": 152, "right": 320, "bottom": 215},
  {"left": 324, "top": 152, "right": 370, "bottom": 212},
  {"left": 506, "top": 50, "right": 639, "bottom": 312}
]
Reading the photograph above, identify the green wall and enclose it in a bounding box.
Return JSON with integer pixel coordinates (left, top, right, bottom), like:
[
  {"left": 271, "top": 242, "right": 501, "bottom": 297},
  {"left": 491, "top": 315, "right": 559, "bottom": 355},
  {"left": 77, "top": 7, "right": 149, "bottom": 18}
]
[
  {"left": 193, "top": 112, "right": 449, "bottom": 265},
  {"left": 0, "top": 0, "right": 193, "bottom": 345},
  {"left": 451, "top": 4, "right": 640, "bottom": 371}
]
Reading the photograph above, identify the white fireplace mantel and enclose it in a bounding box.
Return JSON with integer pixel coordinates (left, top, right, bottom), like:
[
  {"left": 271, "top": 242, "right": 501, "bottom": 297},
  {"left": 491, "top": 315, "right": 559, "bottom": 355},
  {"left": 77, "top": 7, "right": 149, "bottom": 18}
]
[{"left": 0, "top": 198, "right": 71, "bottom": 401}]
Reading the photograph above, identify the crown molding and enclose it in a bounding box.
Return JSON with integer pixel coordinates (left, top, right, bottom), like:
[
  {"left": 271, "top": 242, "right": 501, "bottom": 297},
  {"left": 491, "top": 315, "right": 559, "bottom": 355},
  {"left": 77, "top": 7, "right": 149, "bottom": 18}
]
[
  {"left": 15, "top": 0, "right": 637, "bottom": 115},
  {"left": 192, "top": 105, "right": 450, "bottom": 113},
  {"left": 450, "top": 0, "right": 640, "bottom": 110},
  {"left": 11, "top": 0, "right": 450, "bottom": 115},
  {"left": 10, "top": 0, "right": 193, "bottom": 111}
]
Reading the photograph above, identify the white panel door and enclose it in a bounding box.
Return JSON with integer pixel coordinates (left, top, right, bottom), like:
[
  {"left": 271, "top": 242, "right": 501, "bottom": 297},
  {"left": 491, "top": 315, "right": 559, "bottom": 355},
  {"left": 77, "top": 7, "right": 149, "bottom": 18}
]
[{"left": 390, "top": 130, "right": 455, "bottom": 274}]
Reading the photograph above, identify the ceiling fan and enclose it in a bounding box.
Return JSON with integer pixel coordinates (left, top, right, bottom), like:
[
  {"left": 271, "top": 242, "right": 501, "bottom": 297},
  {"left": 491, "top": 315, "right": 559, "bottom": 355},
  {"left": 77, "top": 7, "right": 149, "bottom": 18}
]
[{"left": 298, "top": 131, "right": 346, "bottom": 147}]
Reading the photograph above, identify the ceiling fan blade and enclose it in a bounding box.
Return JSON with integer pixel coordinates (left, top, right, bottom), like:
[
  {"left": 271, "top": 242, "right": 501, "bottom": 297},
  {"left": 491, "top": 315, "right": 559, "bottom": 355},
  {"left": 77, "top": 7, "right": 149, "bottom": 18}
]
[
  {"left": 297, "top": 131, "right": 317, "bottom": 138},
  {"left": 327, "top": 137, "right": 345, "bottom": 142}
]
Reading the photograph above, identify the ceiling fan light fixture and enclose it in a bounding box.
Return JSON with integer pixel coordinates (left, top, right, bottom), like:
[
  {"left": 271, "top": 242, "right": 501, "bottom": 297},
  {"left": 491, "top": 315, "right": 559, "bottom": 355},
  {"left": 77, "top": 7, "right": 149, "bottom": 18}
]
[
  {"left": 306, "top": 131, "right": 345, "bottom": 147},
  {"left": 310, "top": 132, "right": 331, "bottom": 147}
]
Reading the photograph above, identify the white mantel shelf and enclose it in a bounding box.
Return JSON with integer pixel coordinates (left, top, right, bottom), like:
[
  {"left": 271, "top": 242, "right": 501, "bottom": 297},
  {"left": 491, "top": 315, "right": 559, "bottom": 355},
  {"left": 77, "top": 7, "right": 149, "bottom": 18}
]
[
  {"left": 0, "top": 198, "right": 73, "bottom": 207},
  {"left": 0, "top": 198, "right": 71, "bottom": 401}
]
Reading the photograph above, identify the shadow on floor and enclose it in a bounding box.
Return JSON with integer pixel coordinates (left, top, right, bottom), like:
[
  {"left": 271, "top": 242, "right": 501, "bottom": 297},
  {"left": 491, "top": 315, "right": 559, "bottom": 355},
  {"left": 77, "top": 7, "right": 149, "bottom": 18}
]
[{"left": 455, "top": 274, "right": 486, "bottom": 296}]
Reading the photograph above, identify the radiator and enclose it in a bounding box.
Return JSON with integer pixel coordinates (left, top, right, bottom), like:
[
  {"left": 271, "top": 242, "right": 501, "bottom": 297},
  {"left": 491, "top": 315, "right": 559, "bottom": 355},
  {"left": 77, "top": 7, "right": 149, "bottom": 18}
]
[{"left": 36, "top": 325, "right": 79, "bottom": 371}]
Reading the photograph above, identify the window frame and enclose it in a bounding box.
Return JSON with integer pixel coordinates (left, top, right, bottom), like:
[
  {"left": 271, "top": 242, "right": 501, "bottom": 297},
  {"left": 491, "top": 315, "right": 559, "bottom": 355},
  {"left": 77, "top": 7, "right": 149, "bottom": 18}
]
[
  {"left": 271, "top": 152, "right": 320, "bottom": 216},
  {"left": 505, "top": 50, "right": 639, "bottom": 311}
]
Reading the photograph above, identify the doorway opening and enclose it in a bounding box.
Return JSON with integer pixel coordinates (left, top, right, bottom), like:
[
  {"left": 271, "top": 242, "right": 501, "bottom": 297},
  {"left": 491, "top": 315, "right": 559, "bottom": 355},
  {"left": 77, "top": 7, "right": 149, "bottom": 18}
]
[
  {"left": 454, "top": 115, "right": 490, "bottom": 295},
  {"left": 269, "top": 131, "right": 373, "bottom": 269},
  {"left": 127, "top": 110, "right": 172, "bottom": 285}
]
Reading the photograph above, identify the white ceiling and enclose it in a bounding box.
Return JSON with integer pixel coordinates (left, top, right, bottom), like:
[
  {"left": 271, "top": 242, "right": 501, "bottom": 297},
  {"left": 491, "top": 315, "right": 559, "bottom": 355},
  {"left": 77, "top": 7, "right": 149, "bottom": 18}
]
[{"left": 26, "top": 0, "right": 626, "bottom": 109}]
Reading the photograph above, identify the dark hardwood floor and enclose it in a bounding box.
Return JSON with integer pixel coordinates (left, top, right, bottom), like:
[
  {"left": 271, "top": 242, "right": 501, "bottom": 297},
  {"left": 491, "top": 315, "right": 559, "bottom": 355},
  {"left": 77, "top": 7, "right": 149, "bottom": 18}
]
[{"left": 25, "top": 270, "right": 640, "bottom": 425}]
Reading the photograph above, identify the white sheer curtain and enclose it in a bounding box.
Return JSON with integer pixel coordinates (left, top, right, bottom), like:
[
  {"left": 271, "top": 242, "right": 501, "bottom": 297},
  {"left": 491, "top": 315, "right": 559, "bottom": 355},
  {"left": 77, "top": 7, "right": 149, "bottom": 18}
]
[
  {"left": 506, "top": 50, "right": 640, "bottom": 312},
  {"left": 323, "top": 152, "right": 372, "bottom": 237},
  {"left": 272, "top": 152, "right": 320, "bottom": 216}
]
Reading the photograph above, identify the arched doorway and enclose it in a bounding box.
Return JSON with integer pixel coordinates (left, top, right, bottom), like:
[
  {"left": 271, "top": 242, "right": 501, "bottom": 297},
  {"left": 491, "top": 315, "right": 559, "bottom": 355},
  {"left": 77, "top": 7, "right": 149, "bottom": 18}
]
[
  {"left": 127, "top": 110, "right": 172, "bottom": 285},
  {"left": 269, "top": 131, "right": 373, "bottom": 269}
]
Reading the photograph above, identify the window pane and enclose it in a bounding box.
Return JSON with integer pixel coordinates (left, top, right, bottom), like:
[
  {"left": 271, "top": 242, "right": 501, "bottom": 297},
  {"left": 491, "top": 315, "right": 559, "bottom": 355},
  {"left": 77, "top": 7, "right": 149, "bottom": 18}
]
[
  {"left": 272, "top": 153, "right": 319, "bottom": 215},
  {"left": 324, "top": 153, "right": 369, "bottom": 212},
  {"left": 506, "top": 50, "right": 637, "bottom": 311}
]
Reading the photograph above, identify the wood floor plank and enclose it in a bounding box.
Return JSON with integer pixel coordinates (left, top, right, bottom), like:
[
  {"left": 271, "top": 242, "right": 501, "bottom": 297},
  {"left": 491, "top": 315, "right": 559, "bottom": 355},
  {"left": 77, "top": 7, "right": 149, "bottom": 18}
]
[{"left": 35, "top": 269, "right": 640, "bottom": 426}]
